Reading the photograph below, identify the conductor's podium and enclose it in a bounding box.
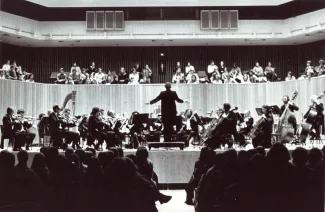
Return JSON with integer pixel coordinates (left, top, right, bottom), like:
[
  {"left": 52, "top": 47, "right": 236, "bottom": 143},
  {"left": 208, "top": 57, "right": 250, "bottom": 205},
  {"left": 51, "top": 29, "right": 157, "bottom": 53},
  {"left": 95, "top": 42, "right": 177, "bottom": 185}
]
[{"left": 148, "top": 142, "right": 185, "bottom": 150}]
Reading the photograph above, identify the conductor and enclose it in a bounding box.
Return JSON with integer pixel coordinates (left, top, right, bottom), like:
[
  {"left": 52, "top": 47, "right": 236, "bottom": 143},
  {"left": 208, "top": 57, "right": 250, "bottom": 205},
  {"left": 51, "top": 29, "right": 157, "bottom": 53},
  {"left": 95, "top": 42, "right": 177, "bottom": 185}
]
[{"left": 147, "top": 82, "right": 188, "bottom": 142}]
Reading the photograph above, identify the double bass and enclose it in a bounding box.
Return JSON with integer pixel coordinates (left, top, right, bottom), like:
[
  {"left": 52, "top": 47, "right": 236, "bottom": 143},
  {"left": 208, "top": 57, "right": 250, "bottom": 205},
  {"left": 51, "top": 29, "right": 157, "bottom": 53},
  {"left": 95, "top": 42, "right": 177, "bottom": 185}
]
[
  {"left": 278, "top": 91, "right": 298, "bottom": 143},
  {"left": 299, "top": 91, "right": 325, "bottom": 143}
]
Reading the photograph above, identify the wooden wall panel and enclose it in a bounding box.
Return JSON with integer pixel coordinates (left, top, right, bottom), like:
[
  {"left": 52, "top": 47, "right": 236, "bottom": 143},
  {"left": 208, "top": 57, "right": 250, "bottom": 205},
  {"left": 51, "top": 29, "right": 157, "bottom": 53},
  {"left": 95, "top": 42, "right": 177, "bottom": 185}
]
[{"left": 1, "top": 77, "right": 325, "bottom": 123}]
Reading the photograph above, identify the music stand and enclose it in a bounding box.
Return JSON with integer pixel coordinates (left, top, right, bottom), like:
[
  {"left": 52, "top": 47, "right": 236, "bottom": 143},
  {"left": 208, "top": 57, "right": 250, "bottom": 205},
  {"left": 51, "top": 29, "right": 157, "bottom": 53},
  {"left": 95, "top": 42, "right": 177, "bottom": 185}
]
[
  {"left": 133, "top": 113, "right": 149, "bottom": 125},
  {"left": 270, "top": 105, "right": 281, "bottom": 115},
  {"left": 255, "top": 108, "right": 263, "bottom": 116}
]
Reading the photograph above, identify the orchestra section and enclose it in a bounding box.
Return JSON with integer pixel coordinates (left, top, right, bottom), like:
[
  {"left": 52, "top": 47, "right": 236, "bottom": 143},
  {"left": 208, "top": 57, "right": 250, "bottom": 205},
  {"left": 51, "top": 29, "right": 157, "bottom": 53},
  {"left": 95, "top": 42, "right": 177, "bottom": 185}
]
[{"left": 1, "top": 76, "right": 325, "bottom": 124}]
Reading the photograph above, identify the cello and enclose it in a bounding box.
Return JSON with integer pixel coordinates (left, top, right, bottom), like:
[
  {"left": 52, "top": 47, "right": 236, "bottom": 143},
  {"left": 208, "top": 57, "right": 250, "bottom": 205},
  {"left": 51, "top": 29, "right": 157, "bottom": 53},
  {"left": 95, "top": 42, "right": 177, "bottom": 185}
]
[
  {"left": 299, "top": 91, "right": 325, "bottom": 143},
  {"left": 278, "top": 91, "right": 298, "bottom": 143}
]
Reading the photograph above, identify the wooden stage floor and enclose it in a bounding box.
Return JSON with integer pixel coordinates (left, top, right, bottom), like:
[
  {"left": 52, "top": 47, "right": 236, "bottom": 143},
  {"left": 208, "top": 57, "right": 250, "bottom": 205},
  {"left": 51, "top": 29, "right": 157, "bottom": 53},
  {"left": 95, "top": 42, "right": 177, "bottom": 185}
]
[{"left": 1, "top": 140, "right": 324, "bottom": 184}]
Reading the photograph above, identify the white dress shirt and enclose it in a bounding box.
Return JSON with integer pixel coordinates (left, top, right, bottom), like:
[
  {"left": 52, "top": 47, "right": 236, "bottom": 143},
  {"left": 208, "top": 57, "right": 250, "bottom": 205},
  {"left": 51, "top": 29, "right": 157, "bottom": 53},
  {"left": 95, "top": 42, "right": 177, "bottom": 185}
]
[{"left": 207, "top": 65, "right": 218, "bottom": 74}]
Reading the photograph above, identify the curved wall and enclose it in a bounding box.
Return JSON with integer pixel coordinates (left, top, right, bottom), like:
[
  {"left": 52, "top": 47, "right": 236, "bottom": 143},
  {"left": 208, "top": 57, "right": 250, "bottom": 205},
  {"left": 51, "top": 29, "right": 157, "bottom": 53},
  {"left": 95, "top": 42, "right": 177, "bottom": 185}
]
[{"left": 1, "top": 77, "right": 325, "bottom": 122}]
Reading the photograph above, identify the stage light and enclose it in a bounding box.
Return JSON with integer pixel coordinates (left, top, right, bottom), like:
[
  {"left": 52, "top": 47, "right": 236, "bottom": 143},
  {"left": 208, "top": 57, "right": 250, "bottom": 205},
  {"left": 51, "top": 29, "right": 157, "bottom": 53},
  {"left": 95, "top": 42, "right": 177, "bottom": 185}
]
[{"left": 160, "top": 53, "right": 164, "bottom": 56}]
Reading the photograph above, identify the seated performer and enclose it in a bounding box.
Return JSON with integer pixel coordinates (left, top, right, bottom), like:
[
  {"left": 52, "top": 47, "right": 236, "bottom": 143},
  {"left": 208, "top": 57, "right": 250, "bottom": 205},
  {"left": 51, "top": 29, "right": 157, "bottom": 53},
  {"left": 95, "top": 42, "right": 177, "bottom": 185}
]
[
  {"left": 279, "top": 95, "right": 299, "bottom": 135},
  {"left": 234, "top": 110, "right": 253, "bottom": 147},
  {"left": 78, "top": 115, "right": 88, "bottom": 142},
  {"left": 219, "top": 103, "right": 238, "bottom": 148},
  {"left": 12, "top": 109, "right": 36, "bottom": 151},
  {"left": 252, "top": 105, "right": 274, "bottom": 148},
  {"left": 303, "top": 95, "right": 324, "bottom": 139},
  {"left": 126, "top": 112, "right": 146, "bottom": 149},
  {"left": 87, "top": 107, "right": 115, "bottom": 150},
  {"left": 1, "top": 107, "right": 16, "bottom": 149},
  {"left": 49, "top": 105, "right": 79, "bottom": 149},
  {"left": 61, "top": 109, "right": 81, "bottom": 150}
]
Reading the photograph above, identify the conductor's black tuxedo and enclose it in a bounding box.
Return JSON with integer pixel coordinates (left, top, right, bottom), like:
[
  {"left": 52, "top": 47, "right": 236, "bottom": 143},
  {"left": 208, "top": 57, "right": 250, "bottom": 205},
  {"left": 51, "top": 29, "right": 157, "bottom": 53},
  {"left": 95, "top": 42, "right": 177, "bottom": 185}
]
[{"left": 150, "top": 89, "right": 184, "bottom": 142}]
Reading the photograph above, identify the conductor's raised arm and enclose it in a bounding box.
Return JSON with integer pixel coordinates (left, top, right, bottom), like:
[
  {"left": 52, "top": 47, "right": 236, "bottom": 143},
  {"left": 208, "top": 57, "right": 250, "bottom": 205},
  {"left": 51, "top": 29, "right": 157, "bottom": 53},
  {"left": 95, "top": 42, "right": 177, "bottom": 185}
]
[
  {"left": 150, "top": 92, "right": 162, "bottom": 105},
  {"left": 174, "top": 92, "right": 184, "bottom": 103}
]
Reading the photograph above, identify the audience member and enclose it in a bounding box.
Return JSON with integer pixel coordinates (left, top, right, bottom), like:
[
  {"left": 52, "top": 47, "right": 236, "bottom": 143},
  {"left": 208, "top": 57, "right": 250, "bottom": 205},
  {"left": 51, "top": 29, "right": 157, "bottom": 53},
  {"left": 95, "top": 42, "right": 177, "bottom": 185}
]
[{"left": 286, "top": 71, "right": 296, "bottom": 81}]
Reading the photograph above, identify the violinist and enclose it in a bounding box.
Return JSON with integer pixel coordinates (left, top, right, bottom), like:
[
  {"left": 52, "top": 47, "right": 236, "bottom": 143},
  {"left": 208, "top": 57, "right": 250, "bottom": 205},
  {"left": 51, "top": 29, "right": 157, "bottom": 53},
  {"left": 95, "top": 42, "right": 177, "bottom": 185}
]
[
  {"left": 12, "top": 109, "right": 36, "bottom": 151},
  {"left": 181, "top": 109, "right": 201, "bottom": 147},
  {"left": 252, "top": 105, "right": 274, "bottom": 148},
  {"left": 234, "top": 110, "right": 253, "bottom": 147},
  {"left": 1, "top": 107, "right": 16, "bottom": 149},
  {"left": 304, "top": 95, "right": 324, "bottom": 139},
  {"left": 87, "top": 107, "right": 115, "bottom": 150},
  {"left": 280, "top": 95, "right": 299, "bottom": 135},
  {"left": 48, "top": 105, "right": 72, "bottom": 149},
  {"left": 61, "top": 109, "right": 81, "bottom": 150}
]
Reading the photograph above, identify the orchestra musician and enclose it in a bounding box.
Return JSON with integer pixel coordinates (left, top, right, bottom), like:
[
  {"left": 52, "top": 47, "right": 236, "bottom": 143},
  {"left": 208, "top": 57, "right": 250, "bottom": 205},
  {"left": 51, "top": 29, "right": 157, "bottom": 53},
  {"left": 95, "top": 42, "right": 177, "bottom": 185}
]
[
  {"left": 49, "top": 105, "right": 79, "bottom": 149},
  {"left": 177, "top": 109, "right": 201, "bottom": 147},
  {"left": 234, "top": 110, "right": 253, "bottom": 147},
  {"left": 280, "top": 95, "right": 299, "bottom": 135},
  {"left": 1, "top": 107, "right": 16, "bottom": 149},
  {"left": 61, "top": 109, "right": 81, "bottom": 150},
  {"left": 78, "top": 115, "right": 88, "bottom": 142},
  {"left": 303, "top": 95, "right": 324, "bottom": 139},
  {"left": 87, "top": 107, "right": 115, "bottom": 150},
  {"left": 127, "top": 111, "right": 146, "bottom": 149},
  {"left": 147, "top": 82, "right": 188, "bottom": 142},
  {"left": 218, "top": 103, "right": 237, "bottom": 148},
  {"left": 252, "top": 105, "right": 274, "bottom": 148},
  {"left": 12, "top": 109, "right": 36, "bottom": 151}
]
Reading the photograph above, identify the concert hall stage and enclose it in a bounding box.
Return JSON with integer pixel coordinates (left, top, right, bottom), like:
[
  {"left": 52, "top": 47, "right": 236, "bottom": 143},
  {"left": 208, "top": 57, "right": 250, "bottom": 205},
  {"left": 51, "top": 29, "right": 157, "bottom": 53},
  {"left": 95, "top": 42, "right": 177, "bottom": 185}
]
[{"left": 1, "top": 143, "right": 322, "bottom": 184}]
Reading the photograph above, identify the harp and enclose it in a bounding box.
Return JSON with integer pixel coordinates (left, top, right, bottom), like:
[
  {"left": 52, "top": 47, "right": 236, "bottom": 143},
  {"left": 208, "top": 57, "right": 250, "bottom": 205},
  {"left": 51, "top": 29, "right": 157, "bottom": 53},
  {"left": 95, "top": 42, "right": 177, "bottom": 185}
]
[{"left": 62, "top": 91, "right": 77, "bottom": 116}]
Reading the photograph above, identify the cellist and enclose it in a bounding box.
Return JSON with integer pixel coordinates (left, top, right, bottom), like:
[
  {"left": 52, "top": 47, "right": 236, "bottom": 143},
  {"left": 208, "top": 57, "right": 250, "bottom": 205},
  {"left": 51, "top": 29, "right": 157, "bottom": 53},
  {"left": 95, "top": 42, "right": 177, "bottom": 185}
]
[
  {"left": 279, "top": 95, "right": 299, "bottom": 135},
  {"left": 303, "top": 95, "right": 324, "bottom": 139}
]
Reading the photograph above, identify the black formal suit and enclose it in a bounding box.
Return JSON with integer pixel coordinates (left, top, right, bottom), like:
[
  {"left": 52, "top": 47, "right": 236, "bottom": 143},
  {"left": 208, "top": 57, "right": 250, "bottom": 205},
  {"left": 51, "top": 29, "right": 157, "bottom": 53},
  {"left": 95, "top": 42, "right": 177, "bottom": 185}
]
[
  {"left": 1, "top": 114, "right": 15, "bottom": 149},
  {"left": 87, "top": 115, "right": 115, "bottom": 149},
  {"left": 235, "top": 116, "right": 254, "bottom": 146},
  {"left": 252, "top": 113, "right": 274, "bottom": 148},
  {"left": 150, "top": 89, "right": 184, "bottom": 142},
  {"left": 304, "top": 103, "right": 324, "bottom": 138},
  {"left": 280, "top": 103, "right": 299, "bottom": 134},
  {"left": 13, "top": 120, "right": 35, "bottom": 151},
  {"left": 49, "top": 112, "right": 78, "bottom": 149}
]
